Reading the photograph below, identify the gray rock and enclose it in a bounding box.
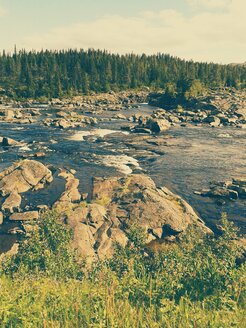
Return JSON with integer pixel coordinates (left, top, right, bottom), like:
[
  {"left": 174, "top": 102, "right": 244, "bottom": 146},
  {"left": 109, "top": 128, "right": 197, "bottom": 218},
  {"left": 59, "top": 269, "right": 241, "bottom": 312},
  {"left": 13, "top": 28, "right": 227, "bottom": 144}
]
[
  {"left": 2, "top": 192, "right": 22, "bottom": 214},
  {"left": 9, "top": 211, "right": 39, "bottom": 221}
]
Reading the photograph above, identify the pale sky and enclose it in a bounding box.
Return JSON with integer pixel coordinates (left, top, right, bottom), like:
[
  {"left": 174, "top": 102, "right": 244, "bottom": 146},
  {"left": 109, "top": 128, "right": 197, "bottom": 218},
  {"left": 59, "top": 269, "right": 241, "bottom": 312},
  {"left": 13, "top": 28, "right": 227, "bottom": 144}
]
[{"left": 0, "top": 0, "right": 245, "bottom": 63}]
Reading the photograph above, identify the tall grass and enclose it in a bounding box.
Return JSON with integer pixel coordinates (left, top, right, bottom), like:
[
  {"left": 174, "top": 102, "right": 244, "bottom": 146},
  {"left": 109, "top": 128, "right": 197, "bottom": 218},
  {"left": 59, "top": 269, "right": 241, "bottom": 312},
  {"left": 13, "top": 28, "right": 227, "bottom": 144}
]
[
  {"left": 0, "top": 276, "right": 245, "bottom": 328},
  {"left": 0, "top": 212, "right": 245, "bottom": 327}
]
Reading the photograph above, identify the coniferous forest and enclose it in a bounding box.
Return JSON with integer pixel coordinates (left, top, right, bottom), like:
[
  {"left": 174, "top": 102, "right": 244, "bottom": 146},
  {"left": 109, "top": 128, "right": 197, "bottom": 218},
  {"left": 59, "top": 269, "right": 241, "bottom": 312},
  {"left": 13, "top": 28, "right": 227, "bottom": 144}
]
[{"left": 0, "top": 49, "right": 245, "bottom": 99}]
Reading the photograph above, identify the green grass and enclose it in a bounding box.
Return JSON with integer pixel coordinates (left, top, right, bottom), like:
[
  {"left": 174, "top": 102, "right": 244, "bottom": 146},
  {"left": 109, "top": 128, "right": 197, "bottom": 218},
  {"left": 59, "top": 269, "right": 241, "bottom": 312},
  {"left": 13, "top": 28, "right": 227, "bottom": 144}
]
[
  {"left": 0, "top": 276, "right": 245, "bottom": 328},
  {"left": 0, "top": 212, "right": 245, "bottom": 327}
]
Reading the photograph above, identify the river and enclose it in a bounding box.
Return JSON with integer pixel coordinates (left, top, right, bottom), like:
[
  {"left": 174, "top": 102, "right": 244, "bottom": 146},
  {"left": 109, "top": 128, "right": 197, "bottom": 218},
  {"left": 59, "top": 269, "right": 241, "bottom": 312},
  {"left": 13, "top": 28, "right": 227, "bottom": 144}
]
[{"left": 0, "top": 104, "right": 245, "bottom": 252}]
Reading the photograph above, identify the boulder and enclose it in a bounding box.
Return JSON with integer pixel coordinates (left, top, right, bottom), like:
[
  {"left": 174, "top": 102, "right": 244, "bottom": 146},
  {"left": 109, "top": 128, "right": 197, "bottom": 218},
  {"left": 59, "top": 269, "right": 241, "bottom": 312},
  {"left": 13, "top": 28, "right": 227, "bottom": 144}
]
[
  {"left": 203, "top": 116, "right": 221, "bottom": 127},
  {"left": 58, "top": 119, "right": 72, "bottom": 129},
  {"left": 9, "top": 211, "right": 39, "bottom": 221},
  {"left": 2, "top": 192, "right": 22, "bottom": 214},
  {"left": 53, "top": 169, "right": 81, "bottom": 210},
  {"left": 0, "top": 160, "right": 53, "bottom": 196},
  {"left": 146, "top": 118, "right": 170, "bottom": 133},
  {"left": 61, "top": 174, "right": 209, "bottom": 263},
  {"left": 1, "top": 137, "right": 20, "bottom": 147}
]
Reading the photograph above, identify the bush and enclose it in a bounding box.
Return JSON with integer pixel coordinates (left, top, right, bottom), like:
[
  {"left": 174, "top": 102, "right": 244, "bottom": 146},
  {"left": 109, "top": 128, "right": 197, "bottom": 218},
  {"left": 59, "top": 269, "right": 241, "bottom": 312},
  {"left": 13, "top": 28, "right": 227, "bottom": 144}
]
[
  {"left": 105, "top": 216, "right": 245, "bottom": 309},
  {"left": 0, "top": 213, "right": 245, "bottom": 327},
  {"left": 2, "top": 210, "right": 84, "bottom": 279}
]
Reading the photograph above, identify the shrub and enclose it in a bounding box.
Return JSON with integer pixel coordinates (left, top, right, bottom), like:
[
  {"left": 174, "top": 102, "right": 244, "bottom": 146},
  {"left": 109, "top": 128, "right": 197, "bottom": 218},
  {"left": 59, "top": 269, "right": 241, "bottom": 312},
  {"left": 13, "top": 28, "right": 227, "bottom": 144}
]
[
  {"left": 106, "top": 216, "right": 245, "bottom": 309},
  {"left": 2, "top": 210, "right": 84, "bottom": 279}
]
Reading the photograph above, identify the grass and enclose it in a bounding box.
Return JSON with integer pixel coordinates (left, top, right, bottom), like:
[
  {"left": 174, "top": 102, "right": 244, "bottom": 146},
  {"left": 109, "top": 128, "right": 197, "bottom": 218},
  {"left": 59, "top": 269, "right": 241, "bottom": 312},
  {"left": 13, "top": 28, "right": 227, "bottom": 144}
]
[
  {"left": 0, "top": 212, "right": 245, "bottom": 327},
  {"left": 0, "top": 276, "right": 245, "bottom": 328}
]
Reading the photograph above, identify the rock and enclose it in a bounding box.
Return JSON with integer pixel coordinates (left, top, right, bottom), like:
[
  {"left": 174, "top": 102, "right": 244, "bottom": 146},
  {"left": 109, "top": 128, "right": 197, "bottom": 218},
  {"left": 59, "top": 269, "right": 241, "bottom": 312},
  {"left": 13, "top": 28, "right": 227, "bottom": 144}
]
[
  {"left": 4, "top": 109, "right": 15, "bottom": 119},
  {"left": 8, "top": 227, "right": 25, "bottom": 235},
  {"left": 198, "top": 177, "right": 246, "bottom": 202},
  {"left": 228, "top": 190, "right": 238, "bottom": 200},
  {"left": 70, "top": 169, "right": 77, "bottom": 175},
  {"left": 2, "top": 192, "right": 22, "bottom": 214},
  {"left": 232, "top": 177, "right": 246, "bottom": 187},
  {"left": 36, "top": 204, "right": 49, "bottom": 213},
  {"left": 133, "top": 127, "right": 152, "bottom": 134},
  {"left": 207, "top": 187, "right": 230, "bottom": 198},
  {"left": 113, "top": 114, "right": 127, "bottom": 120},
  {"left": 234, "top": 108, "right": 246, "bottom": 119},
  {"left": 236, "top": 124, "right": 246, "bottom": 129},
  {"left": 9, "top": 211, "right": 39, "bottom": 221},
  {"left": 56, "top": 111, "right": 68, "bottom": 118},
  {"left": 203, "top": 116, "right": 221, "bottom": 127},
  {"left": 1, "top": 137, "right": 20, "bottom": 147},
  {"left": 58, "top": 119, "right": 72, "bottom": 129},
  {"left": 0, "top": 160, "right": 53, "bottom": 196},
  {"left": 34, "top": 152, "right": 46, "bottom": 158},
  {"left": 146, "top": 118, "right": 170, "bottom": 133},
  {"left": 81, "top": 193, "right": 88, "bottom": 201},
  {"left": 53, "top": 169, "right": 81, "bottom": 210},
  {"left": 60, "top": 174, "right": 210, "bottom": 264}
]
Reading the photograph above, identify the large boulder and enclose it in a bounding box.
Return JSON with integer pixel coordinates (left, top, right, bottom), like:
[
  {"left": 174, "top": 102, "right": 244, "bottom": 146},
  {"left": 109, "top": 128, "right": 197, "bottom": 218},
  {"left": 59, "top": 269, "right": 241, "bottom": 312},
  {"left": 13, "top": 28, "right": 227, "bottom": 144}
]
[
  {"left": 0, "top": 160, "right": 53, "bottom": 196},
  {"left": 146, "top": 118, "right": 170, "bottom": 133},
  {"left": 61, "top": 174, "right": 209, "bottom": 264}
]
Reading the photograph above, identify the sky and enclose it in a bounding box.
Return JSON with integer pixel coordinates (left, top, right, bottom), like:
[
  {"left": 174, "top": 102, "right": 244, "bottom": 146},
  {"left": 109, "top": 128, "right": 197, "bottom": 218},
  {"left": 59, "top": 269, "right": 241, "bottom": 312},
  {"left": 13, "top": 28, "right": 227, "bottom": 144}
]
[{"left": 0, "top": 0, "right": 245, "bottom": 64}]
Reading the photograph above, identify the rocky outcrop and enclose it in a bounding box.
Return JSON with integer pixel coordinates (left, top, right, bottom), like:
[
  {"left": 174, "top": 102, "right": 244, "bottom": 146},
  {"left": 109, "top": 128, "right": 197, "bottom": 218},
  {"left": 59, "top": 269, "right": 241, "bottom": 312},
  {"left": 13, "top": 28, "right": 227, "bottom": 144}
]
[
  {"left": 0, "top": 160, "right": 53, "bottom": 228},
  {"left": 131, "top": 114, "right": 171, "bottom": 134},
  {"left": 0, "top": 160, "right": 53, "bottom": 196},
  {"left": 196, "top": 177, "right": 246, "bottom": 203},
  {"left": 148, "top": 88, "right": 246, "bottom": 128},
  {"left": 146, "top": 118, "right": 171, "bottom": 132},
  {"left": 59, "top": 174, "right": 209, "bottom": 264},
  {"left": 53, "top": 169, "right": 81, "bottom": 211}
]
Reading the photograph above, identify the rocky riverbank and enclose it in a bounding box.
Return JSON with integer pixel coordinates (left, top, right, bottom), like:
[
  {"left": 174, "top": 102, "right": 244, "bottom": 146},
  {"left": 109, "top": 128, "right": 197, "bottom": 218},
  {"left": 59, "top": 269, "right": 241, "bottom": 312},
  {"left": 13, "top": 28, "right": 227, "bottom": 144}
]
[
  {"left": 0, "top": 159, "right": 212, "bottom": 261},
  {"left": 1, "top": 88, "right": 245, "bottom": 133},
  {"left": 148, "top": 88, "right": 246, "bottom": 128},
  {"left": 0, "top": 89, "right": 245, "bottom": 261}
]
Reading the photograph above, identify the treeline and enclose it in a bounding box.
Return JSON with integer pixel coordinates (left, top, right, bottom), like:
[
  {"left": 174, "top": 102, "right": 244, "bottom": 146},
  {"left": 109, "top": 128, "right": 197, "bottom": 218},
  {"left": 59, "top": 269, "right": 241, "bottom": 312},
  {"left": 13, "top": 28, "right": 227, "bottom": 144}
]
[{"left": 0, "top": 48, "right": 245, "bottom": 99}]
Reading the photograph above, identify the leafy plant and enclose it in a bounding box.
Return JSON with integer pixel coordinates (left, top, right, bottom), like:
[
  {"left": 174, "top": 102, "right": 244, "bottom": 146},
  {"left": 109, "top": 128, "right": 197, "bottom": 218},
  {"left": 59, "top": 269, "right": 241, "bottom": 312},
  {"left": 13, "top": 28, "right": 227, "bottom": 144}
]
[{"left": 2, "top": 210, "right": 84, "bottom": 279}]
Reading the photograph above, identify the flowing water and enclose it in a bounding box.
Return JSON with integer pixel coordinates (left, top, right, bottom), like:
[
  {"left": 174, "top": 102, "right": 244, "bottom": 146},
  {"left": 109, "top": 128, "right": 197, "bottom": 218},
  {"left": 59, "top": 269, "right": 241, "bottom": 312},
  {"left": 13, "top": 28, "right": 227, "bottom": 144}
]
[{"left": 0, "top": 104, "right": 245, "bottom": 252}]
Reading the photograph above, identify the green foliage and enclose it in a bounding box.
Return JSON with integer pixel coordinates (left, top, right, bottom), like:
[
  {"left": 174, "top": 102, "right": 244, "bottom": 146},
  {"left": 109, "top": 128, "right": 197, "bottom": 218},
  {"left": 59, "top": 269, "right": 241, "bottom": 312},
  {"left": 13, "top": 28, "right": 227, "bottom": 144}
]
[
  {"left": 165, "top": 82, "right": 178, "bottom": 98},
  {"left": 0, "top": 49, "right": 245, "bottom": 99},
  {"left": 184, "top": 79, "right": 207, "bottom": 100},
  {"left": 2, "top": 210, "right": 83, "bottom": 279},
  {"left": 0, "top": 276, "right": 245, "bottom": 328},
  {"left": 0, "top": 214, "right": 245, "bottom": 327},
  {"left": 106, "top": 217, "right": 245, "bottom": 309}
]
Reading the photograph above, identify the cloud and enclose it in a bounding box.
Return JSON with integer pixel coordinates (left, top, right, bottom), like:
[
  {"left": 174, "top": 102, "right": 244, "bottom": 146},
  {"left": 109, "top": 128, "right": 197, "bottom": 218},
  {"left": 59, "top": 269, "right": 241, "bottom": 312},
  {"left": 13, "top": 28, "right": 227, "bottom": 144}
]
[
  {"left": 0, "top": 5, "right": 6, "bottom": 16},
  {"left": 22, "top": 0, "right": 246, "bottom": 64},
  {"left": 187, "top": 0, "right": 231, "bottom": 9}
]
